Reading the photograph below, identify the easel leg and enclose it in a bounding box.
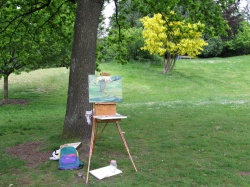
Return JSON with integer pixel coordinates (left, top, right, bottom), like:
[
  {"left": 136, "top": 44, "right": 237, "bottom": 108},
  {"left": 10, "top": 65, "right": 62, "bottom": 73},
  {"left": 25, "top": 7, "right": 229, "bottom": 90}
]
[
  {"left": 86, "top": 121, "right": 96, "bottom": 184},
  {"left": 116, "top": 122, "right": 138, "bottom": 172},
  {"left": 93, "top": 122, "right": 108, "bottom": 152}
]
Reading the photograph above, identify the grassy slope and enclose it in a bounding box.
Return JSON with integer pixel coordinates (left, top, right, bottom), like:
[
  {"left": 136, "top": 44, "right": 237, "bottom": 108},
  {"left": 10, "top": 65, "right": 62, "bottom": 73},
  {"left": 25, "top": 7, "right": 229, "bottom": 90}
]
[{"left": 0, "top": 56, "right": 249, "bottom": 186}]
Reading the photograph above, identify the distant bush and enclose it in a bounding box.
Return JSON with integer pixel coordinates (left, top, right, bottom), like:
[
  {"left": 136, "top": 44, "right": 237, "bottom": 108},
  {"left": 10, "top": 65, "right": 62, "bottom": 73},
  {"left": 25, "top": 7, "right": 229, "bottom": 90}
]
[
  {"left": 199, "top": 36, "right": 224, "bottom": 58},
  {"left": 220, "top": 22, "right": 250, "bottom": 57},
  {"left": 227, "top": 22, "right": 250, "bottom": 55},
  {"left": 98, "top": 27, "right": 162, "bottom": 64}
]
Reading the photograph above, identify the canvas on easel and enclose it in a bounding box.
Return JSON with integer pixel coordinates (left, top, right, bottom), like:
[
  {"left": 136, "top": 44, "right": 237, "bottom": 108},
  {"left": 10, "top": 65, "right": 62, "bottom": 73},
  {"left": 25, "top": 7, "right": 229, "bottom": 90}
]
[
  {"left": 86, "top": 74, "right": 137, "bottom": 185},
  {"left": 88, "top": 75, "right": 122, "bottom": 103}
]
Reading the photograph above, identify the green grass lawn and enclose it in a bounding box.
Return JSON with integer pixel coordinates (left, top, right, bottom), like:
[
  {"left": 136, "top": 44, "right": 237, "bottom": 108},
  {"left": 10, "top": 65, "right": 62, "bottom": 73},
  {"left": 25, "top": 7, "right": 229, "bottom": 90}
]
[{"left": 0, "top": 55, "right": 250, "bottom": 186}]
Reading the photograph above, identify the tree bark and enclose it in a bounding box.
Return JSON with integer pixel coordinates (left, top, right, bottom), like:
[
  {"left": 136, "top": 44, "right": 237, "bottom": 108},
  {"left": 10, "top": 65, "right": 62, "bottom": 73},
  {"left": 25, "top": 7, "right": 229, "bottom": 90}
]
[
  {"left": 163, "top": 52, "right": 177, "bottom": 74},
  {"left": 62, "top": 0, "right": 103, "bottom": 139},
  {"left": 163, "top": 52, "right": 171, "bottom": 74},
  {"left": 3, "top": 75, "right": 9, "bottom": 104}
]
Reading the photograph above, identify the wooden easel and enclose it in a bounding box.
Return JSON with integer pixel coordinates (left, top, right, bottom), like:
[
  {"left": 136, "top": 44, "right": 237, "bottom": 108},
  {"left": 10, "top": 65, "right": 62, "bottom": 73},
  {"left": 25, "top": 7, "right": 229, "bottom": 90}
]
[{"left": 86, "top": 102, "right": 137, "bottom": 184}]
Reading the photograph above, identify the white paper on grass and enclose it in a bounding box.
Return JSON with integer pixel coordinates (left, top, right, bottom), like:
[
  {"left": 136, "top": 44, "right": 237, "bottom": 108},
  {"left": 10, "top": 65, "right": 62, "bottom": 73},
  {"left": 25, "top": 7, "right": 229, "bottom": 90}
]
[{"left": 89, "top": 166, "right": 122, "bottom": 180}]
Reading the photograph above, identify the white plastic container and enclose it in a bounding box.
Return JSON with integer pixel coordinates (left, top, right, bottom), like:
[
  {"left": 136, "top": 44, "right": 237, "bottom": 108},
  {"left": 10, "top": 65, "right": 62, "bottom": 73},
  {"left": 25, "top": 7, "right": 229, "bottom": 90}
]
[{"left": 110, "top": 160, "right": 117, "bottom": 173}]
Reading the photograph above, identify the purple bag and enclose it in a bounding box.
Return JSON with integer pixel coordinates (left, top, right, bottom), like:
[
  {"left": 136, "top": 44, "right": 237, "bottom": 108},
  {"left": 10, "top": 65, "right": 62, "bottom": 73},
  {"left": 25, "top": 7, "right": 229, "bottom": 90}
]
[{"left": 58, "top": 146, "right": 83, "bottom": 170}]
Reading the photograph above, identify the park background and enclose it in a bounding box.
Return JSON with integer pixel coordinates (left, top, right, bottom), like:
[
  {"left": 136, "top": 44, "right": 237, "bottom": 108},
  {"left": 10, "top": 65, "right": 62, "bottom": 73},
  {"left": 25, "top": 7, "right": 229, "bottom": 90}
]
[{"left": 1, "top": 1, "right": 250, "bottom": 186}]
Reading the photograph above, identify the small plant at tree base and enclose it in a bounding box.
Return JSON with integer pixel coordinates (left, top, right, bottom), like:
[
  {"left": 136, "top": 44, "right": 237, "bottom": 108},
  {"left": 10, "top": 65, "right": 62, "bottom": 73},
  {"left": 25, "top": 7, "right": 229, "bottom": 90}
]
[{"left": 140, "top": 12, "right": 208, "bottom": 74}]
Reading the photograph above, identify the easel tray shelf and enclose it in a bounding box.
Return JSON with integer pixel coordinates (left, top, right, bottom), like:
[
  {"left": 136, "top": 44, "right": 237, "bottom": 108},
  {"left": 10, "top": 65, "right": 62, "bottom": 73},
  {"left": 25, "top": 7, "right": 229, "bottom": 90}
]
[{"left": 93, "top": 115, "right": 127, "bottom": 120}]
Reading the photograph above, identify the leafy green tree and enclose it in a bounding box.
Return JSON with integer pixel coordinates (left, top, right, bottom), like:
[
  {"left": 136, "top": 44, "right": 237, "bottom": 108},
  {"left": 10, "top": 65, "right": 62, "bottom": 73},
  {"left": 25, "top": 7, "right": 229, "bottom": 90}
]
[
  {"left": 103, "top": 27, "right": 149, "bottom": 62},
  {"left": 100, "top": 0, "right": 156, "bottom": 63},
  {"left": 222, "top": 1, "right": 244, "bottom": 39},
  {"left": 124, "top": 27, "right": 147, "bottom": 61},
  {"left": 227, "top": 21, "right": 250, "bottom": 55},
  {"left": 132, "top": 0, "right": 233, "bottom": 36},
  {"left": 0, "top": 1, "right": 75, "bottom": 104},
  {"left": 199, "top": 1, "right": 244, "bottom": 58}
]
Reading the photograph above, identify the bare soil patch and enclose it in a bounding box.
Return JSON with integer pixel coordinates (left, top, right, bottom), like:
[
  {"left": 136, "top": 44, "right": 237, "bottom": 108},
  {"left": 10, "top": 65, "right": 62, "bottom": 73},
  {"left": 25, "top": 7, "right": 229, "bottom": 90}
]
[
  {"left": 6, "top": 140, "right": 89, "bottom": 169},
  {"left": 6, "top": 141, "right": 51, "bottom": 168},
  {"left": 238, "top": 172, "right": 250, "bottom": 176},
  {"left": 0, "top": 99, "right": 29, "bottom": 105}
]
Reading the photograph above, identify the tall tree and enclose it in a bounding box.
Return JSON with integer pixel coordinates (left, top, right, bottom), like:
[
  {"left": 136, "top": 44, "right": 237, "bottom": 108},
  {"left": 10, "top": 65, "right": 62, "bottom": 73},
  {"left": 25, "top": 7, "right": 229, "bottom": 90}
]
[
  {"left": 222, "top": 0, "right": 244, "bottom": 39},
  {"left": 227, "top": 21, "right": 250, "bottom": 55},
  {"left": 62, "top": 0, "right": 103, "bottom": 139}
]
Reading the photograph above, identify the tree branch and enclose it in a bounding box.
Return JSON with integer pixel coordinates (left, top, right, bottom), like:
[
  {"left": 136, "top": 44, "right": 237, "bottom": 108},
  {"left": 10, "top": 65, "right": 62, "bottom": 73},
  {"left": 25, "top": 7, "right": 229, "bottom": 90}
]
[
  {"left": 9, "top": 17, "right": 23, "bottom": 43},
  {"left": 1, "top": 0, "right": 52, "bottom": 34},
  {"left": 114, "top": 0, "right": 122, "bottom": 43},
  {"left": 35, "top": 3, "right": 64, "bottom": 33}
]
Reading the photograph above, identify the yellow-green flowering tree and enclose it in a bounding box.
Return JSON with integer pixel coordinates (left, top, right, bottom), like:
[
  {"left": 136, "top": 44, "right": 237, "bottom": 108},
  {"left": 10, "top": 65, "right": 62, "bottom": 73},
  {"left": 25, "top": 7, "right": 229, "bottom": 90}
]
[{"left": 140, "top": 12, "right": 208, "bottom": 74}]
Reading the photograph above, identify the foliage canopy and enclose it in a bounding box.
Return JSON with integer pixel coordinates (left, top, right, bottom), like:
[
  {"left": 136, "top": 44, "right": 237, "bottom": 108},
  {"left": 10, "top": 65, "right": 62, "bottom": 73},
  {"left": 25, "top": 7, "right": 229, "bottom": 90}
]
[
  {"left": 140, "top": 12, "right": 208, "bottom": 73},
  {"left": 140, "top": 13, "right": 208, "bottom": 57},
  {"left": 0, "top": 0, "right": 76, "bottom": 102}
]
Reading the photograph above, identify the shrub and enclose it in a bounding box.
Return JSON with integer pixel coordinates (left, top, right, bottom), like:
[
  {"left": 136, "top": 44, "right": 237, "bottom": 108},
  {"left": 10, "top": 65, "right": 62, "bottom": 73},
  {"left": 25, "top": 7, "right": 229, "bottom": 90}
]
[
  {"left": 228, "top": 22, "right": 250, "bottom": 55},
  {"left": 199, "top": 36, "right": 224, "bottom": 58}
]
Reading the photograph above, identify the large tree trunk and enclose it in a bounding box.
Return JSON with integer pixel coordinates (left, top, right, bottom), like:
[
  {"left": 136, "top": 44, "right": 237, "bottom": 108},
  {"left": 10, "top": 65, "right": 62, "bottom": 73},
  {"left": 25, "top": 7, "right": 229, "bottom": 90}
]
[
  {"left": 3, "top": 75, "right": 9, "bottom": 104},
  {"left": 62, "top": 0, "right": 103, "bottom": 139}
]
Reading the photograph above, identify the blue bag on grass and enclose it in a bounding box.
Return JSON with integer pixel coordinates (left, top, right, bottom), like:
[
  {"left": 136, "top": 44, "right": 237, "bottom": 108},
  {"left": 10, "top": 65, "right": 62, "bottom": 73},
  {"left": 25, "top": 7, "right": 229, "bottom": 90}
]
[{"left": 58, "top": 146, "right": 84, "bottom": 170}]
